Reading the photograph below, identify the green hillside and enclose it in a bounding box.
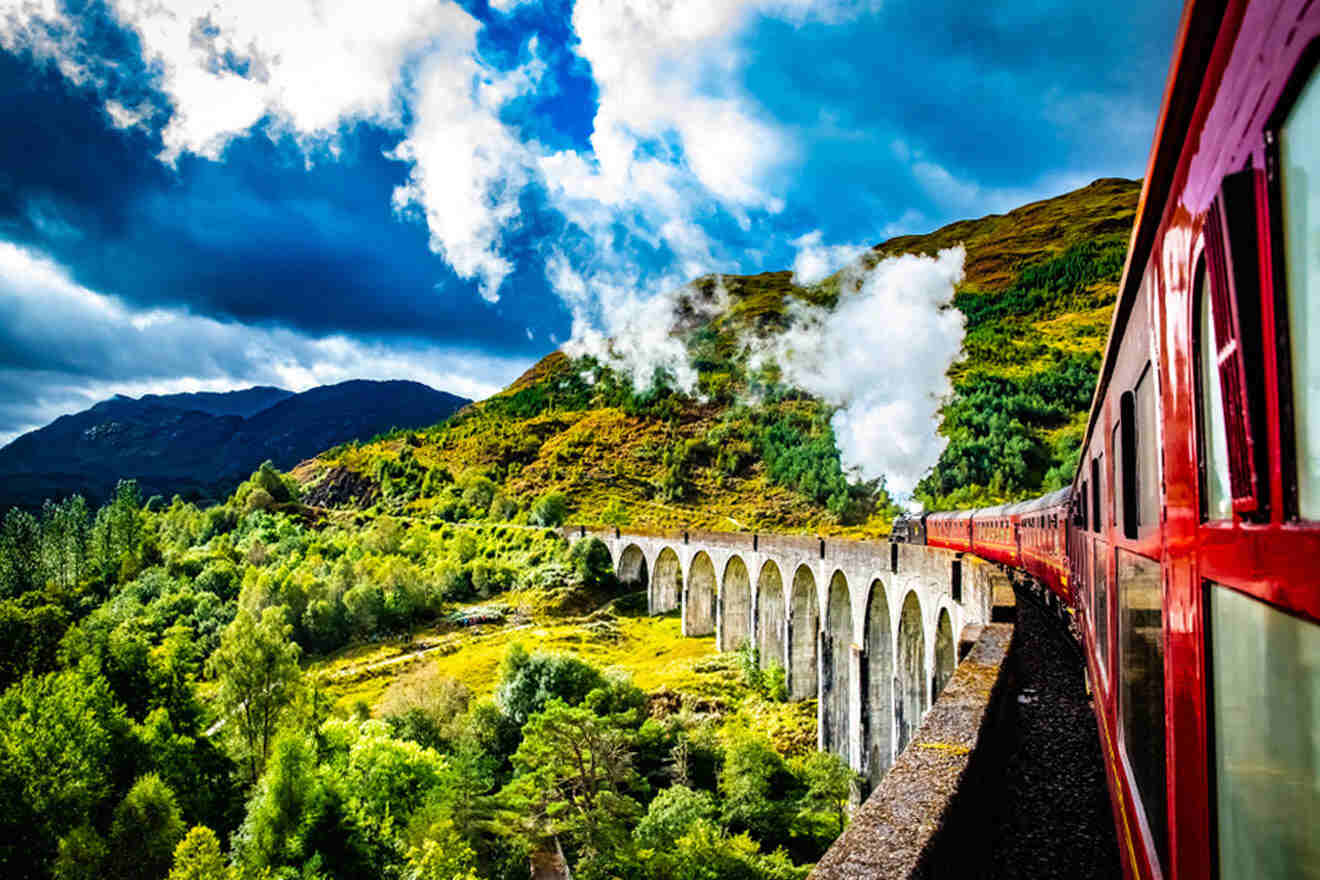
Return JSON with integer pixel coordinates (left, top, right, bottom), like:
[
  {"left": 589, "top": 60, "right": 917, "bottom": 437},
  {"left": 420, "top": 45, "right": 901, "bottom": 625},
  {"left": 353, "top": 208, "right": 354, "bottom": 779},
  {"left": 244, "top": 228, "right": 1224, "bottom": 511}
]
[{"left": 296, "top": 178, "right": 1138, "bottom": 528}]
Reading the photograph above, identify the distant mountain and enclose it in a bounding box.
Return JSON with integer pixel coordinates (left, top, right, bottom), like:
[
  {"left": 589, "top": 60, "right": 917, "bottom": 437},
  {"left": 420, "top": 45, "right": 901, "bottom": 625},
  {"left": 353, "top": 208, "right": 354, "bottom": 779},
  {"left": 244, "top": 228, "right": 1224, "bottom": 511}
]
[{"left": 0, "top": 380, "right": 470, "bottom": 509}]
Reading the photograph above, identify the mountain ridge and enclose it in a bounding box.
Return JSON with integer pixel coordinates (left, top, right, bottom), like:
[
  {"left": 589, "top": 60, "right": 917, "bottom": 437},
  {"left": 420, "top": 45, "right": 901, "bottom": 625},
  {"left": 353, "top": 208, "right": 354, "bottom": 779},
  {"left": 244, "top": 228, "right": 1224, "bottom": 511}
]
[{"left": 0, "top": 380, "right": 470, "bottom": 508}]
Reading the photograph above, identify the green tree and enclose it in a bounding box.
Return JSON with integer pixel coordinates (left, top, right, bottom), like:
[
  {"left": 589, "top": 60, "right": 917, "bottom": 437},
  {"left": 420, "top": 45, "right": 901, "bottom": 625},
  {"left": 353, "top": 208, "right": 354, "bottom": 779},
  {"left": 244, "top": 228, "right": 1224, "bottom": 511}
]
[
  {"left": 402, "top": 818, "right": 478, "bottom": 880},
  {"left": 0, "top": 507, "right": 43, "bottom": 597},
  {"left": 108, "top": 774, "right": 186, "bottom": 880},
  {"left": 502, "top": 701, "right": 643, "bottom": 862},
  {"left": 0, "top": 668, "right": 127, "bottom": 871},
  {"left": 569, "top": 538, "right": 614, "bottom": 591},
  {"left": 41, "top": 495, "right": 91, "bottom": 591},
  {"left": 794, "top": 751, "right": 858, "bottom": 840},
  {"left": 206, "top": 606, "right": 304, "bottom": 783},
  {"left": 231, "top": 733, "right": 320, "bottom": 871},
  {"left": 167, "top": 826, "right": 234, "bottom": 880},
  {"left": 719, "top": 728, "right": 798, "bottom": 842},
  {"left": 52, "top": 825, "right": 108, "bottom": 880}
]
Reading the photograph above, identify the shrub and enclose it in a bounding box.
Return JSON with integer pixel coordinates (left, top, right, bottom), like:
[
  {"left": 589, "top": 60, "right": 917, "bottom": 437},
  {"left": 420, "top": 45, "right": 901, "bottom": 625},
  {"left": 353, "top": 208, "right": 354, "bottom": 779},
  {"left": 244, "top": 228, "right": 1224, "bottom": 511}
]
[
  {"left": 495, "top": 644, "right": 607, "bottom": 725},
  {"left": 529, "top": 493, "right": 568, "bottom": 528},
  {"left": 634, "top": 785, "right": 718, "bottom": 850},
  {"left": 569, "top": 538, "right": 614, "bottom": 591}
]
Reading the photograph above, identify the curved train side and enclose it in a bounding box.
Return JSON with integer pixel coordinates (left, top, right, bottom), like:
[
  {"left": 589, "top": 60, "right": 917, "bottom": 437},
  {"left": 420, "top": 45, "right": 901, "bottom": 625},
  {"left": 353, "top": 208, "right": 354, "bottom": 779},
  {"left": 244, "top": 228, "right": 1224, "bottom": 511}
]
[{"left": 893, "top": 1, "right": 1320, "bottom": 876}]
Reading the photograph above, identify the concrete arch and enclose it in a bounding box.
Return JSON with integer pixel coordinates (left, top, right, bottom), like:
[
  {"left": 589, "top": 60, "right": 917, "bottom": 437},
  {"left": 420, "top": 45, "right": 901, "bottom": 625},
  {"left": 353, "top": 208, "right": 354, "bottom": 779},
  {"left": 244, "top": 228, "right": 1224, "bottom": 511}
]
[
  {"left": 652, "top": 547, "right": 682, "bottom": 615},
  {"left": 617, "top": 544, "right": 648, "bottom": 592},
  {"left": 756, "top": 561, "right": 786, "bottom": 670},
  {"left": 896, "top": 590, "right": 926, "bottom": 755},
  {"left": 684, "top": 551, "right": 716, "bottom": 636},
  {"left": 823, "top": 570, "right": 852, "bottom": 761},
  {"left": 789, "top": 565, "right": 819, "bottom": 701},
  {"left": 720, "top": 556, "right": 753, "bottom": 651},
  {"left": 933, "top": 607, "right": 955, "bottom": 700},
  {"left": 864, "top": 578, "right": 894, "bottom": 784}
]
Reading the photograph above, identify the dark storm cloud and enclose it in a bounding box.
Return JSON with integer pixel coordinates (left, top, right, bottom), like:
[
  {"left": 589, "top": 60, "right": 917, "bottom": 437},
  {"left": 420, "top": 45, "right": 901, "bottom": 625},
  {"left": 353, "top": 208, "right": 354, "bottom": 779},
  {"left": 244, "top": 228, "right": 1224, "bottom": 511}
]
[{"left": 0, "top": 42, "right": 568, "bottom": 359}]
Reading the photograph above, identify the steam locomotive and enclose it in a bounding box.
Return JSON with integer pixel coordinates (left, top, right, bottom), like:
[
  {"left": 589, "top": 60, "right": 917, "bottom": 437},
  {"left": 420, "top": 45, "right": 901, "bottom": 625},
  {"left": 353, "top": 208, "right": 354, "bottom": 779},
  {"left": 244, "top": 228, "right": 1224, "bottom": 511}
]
[{"left": 893, "top": 1, "right": 1320, "bottom": 877}]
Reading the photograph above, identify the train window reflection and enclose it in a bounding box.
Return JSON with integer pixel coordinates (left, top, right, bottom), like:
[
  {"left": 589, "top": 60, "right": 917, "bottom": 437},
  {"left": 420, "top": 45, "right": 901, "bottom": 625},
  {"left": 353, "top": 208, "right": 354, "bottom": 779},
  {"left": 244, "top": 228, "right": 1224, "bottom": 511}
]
[
  {"left": 1199, "top": 270, "right": 1233, "bottom": 520},
  {"left": 1209, "top": 584, "right": 1320, "bottom": 879},
  {"left": 1281, "top": 66, "right": 1320, "bottom": 519},
  {"left": 1118, "top": 549, "right": 1166, "bottom": 868}
]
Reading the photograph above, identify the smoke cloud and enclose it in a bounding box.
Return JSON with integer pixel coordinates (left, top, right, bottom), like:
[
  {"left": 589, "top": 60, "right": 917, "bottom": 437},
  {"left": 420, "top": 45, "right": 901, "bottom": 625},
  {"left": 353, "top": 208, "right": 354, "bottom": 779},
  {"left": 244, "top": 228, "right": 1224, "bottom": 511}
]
[
  {"left": 789, "top": 231, "right": 872, "bottom": 286},
  {"left": 761, "top": 246, "right": 966, "bottom": 496}
]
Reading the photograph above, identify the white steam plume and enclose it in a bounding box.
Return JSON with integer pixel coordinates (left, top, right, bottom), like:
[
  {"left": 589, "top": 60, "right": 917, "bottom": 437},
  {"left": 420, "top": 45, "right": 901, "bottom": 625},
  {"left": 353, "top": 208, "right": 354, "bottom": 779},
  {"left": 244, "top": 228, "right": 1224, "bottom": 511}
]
[
  {"left": 761, "top": 246, "right": 966, "bottom": 496},
  {"left": 561, "top": 259, "right": 731, "bottom": 393},
  {"left": 789, "top": 231, "right": 871, "bottom": 286}
]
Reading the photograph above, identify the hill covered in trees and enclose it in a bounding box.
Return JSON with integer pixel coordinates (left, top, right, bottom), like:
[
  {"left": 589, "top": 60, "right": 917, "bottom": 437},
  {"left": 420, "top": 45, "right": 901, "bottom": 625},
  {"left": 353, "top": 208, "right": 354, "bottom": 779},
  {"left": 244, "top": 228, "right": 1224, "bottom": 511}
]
[
  {"left": 295, "top": 178, "right": 1138, "bottom": 531},
  {"left": 0, "top": 380, "right": 469, "bottom": 510}
]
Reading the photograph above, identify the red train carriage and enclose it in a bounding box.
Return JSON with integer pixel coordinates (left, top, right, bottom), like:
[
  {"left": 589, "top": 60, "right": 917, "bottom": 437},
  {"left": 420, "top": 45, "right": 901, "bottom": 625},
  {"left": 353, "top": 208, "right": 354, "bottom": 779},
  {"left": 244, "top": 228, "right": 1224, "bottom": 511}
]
[
  {"left": 1014, "top": 488, "right": 1071, "bottom": 601},
  {"left": 970, "top": 503, "right": 1021, "bottom": 568},
  {"left": 925, "top": 508, "right": 973, "bottom": 553},
  {"left": 1065, "top": 0, "right": 1320, "bottom": 876}
]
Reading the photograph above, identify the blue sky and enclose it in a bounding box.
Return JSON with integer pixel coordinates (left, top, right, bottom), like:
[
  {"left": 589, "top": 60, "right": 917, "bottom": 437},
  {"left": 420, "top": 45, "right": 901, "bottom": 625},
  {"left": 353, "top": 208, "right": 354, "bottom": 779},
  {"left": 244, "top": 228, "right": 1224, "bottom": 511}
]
[{"left": 0, "top": 0, "right": 1181, "bottom": 443}]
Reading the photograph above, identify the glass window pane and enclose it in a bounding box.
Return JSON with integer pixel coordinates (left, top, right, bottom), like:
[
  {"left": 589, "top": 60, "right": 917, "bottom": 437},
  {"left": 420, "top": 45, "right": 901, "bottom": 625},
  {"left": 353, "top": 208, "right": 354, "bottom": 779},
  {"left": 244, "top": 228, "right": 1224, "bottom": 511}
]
[
  {"left": 1201, "top": 274, "right": 1233, "bottom": 519},
  {"left": 1209, "top": 585, "right": 1320, "bottom": 879},
  {"left": 1283, "top": 67, "right": 1320, "bottom": 519},
  {"left": 1113, "top": 424, "right": 1123, "bottom": 529},
  {"left": 1136, "top": 368, "right": 1160, "bottom": 531},
  {"left": 1118, "top": 550, "right": 1166, "bottom": 868},
  {"left": 1095, "top": 539, "right": 1109, "bottom": 675}
]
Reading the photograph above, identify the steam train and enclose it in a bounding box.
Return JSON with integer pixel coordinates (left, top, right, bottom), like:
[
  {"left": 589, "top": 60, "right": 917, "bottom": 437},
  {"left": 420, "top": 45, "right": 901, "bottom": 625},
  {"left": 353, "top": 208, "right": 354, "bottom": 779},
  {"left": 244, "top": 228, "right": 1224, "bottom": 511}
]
[{"left": 893, "top": 1, "right": 1320, "bottom": 877}]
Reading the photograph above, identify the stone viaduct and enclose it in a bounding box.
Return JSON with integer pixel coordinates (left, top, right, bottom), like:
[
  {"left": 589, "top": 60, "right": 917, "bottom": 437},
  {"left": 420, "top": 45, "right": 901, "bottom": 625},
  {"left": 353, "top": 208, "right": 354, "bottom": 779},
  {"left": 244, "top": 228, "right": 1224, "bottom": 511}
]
[{"left": 566, "top": 527, "right": 1004, "bottom": 787}]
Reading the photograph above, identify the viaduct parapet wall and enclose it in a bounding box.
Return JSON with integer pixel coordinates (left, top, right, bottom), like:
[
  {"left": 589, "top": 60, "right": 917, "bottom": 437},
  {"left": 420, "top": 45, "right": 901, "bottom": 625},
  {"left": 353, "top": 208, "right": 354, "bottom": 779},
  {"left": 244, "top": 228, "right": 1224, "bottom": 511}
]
[{"left": 564, "top": 526, "right": 1008, "bottom": 786}]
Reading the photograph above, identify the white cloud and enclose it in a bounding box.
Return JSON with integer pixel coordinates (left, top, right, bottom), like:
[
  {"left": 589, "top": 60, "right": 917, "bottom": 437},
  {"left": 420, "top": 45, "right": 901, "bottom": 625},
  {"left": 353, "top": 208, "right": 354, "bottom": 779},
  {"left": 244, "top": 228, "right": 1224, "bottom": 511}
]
[
  {"left": 387, "top": 25, "right": 540, "bottom": 302},
  {"left": 0, "top": 240, "right": 526, "bottom": 443},
  {"left": 116, "top": 0, "right": 457, "bottom": 162},
  {"left": 758, "top": 246, "right": 967, "bottom": 495}
]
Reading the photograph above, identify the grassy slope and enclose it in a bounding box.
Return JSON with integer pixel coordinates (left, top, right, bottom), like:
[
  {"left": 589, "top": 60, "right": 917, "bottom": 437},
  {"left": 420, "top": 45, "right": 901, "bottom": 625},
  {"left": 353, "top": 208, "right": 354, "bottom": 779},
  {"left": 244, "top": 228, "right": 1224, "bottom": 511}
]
[
  {"left": 311, "top": 583, "right": 819, "bottom": 756},
  {"left": 294, "top": 178, "right": 1138, "bottom": 531}
]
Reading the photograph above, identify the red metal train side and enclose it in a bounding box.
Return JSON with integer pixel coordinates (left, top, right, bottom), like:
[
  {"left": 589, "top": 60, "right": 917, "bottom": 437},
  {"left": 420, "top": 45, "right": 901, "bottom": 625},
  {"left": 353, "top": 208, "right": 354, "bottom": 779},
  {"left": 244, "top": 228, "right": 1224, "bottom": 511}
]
[
  {"left": 1065, "top": 1, "right": 1320, "bottom": 877},
  {"left": 919, "top": 4, "right": 1320, "bottom": 877}
]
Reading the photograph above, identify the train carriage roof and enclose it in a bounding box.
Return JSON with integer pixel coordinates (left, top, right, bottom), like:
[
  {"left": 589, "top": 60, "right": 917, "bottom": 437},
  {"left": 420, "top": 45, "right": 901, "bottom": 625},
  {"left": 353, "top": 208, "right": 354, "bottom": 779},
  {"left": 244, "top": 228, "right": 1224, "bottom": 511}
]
[{"left": 1014, "top": 488, "right": 1072, "bottom": 514}]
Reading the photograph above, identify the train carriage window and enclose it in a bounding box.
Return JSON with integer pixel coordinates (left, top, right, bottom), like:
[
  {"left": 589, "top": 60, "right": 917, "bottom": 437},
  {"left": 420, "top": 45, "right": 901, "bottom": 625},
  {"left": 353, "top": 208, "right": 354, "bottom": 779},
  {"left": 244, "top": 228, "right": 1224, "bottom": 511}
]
[
  {"left": 1094, "top": 539, "right": 1110, "bottom": 679},
  {"left": 1118, "top": 550, "right": 1166, "bottom": 869},
  {"left": 1091, "top": 457, "right": 1103, "bottom": 532},
  {"left": 1208, "top": 584, "right": 1320, "bottom": 879},
  {"left": 1135, "top": 366, "right": 1161, "bottom": 533},
  {"left": 1279, "top": 63, "right": 1320, "bottom": 519},
  {"left": 1113, "top": 422, "right": 1125, "bottom": 531},
  {"left": 1120, "top": 391, "right": 1139, "bottom": 540},
  {"left": 1198, "top": 266, "right": 1234, "bottom": 520}
]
